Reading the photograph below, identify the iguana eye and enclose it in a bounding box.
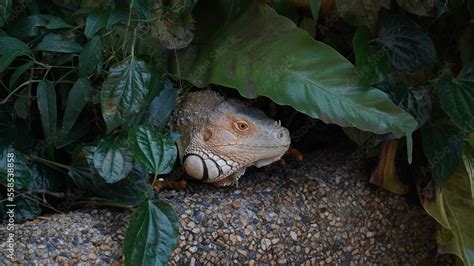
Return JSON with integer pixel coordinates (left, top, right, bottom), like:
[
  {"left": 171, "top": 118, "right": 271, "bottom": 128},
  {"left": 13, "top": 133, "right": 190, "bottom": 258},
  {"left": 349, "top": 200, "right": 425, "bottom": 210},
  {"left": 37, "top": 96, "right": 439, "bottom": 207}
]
[{"left": 233, "top": 121, "right": 250, "bottom": 131}]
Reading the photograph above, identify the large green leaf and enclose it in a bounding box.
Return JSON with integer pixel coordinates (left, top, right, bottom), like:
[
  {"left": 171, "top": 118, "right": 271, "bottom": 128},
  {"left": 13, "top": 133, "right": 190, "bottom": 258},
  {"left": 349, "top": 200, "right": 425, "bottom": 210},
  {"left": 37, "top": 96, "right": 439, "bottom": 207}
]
[
  {"left": 79, "top": 36, "right": 103, "bottom": 77},
  {"left": 376, "top": 15, "right": 437, "bottom": 72},
  {"left": 421, "top": 122, "right": 464, "bottom": 186},
  {"left": 438, "top": 63, "right": 474, "bottom": 132},
  {"left": 36, "top": 81, "right": 57, "bottom": 144},
  {"left": 172, "top": 3, "right": 417, "bottom": 142},
  {"left": 101, "top": 57, "right": 151, "bottom": 132},
  {"left": 128, "top": 126, "right": 177, "bottom": 175},
  {"left": 0, "top": 147, "right": 32, "bottom": 189},
  {"left": 12, "top": 195, "right": 40, "bottom": 221},
  {"left": 124, "top": 199, "right": 179, "bottom": 266},
  {"left": 93, "top": 137, "right": 135, "bottom": 183},
  {"left": 421, "top": 163, "right": 474, "bottom": 265},
  {"left": 353, "top": 26, "right": 390, "bottom": 86},
  {"left": 35, "top": 33, "right": 83, "bottom": 53},
  {"left": 62, "top": 78, "right": 92, "bottom": 132}
]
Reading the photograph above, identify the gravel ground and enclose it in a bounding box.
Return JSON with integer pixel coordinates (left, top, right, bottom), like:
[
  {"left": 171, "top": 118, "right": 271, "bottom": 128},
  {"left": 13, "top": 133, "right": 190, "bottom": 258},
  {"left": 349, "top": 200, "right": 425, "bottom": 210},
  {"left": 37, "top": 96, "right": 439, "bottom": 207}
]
[{"left": 0, "top": 147, "right": 453, "bottom": 265}]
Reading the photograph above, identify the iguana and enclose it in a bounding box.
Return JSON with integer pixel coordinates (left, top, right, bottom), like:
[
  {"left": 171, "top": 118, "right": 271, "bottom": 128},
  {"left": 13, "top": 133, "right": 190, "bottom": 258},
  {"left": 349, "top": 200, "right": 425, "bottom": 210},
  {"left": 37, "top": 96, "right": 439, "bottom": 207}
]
[{"left": 169, "top": 90, "right": 291, "bottom": 187}]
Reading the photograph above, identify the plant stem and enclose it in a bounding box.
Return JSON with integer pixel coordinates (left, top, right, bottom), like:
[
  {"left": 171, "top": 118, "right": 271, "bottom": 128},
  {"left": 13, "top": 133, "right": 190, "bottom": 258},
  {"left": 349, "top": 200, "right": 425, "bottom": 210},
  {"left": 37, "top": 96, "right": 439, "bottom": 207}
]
[
  {"left": 27, "top": 154, "right": 71, "bottom": 170},
  {"left": 0, "top": 79, "right": 42, "bottom": 104}
]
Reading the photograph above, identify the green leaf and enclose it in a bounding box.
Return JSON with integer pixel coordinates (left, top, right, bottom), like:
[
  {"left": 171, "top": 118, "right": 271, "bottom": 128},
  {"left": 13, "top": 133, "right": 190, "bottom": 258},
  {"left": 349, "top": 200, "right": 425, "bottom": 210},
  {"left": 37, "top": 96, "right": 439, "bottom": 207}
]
[
  {"left": 377, "top": 75, "right": 432, "bottom": 128},
  {"left": 13, "top": 195, "right": 40, "bottom": 221},
  {"left": 0, "top": 147, "right": 33, "bottom": 190},
  {"left": 62, "top": 78, "right": 92, "bottom": 132},
  {"left": 9, "top": 15, "right": 47, "bottom": 38},
  {"left": 421, "top": 123, "right": 464, "bottom": 186},
  {"left": 128, "top": 126, "right": 177, "bottom": 175},
  {"left": 39, "top": 14, "right": 74, "bottom": 29},
  {"left": 8, "top": 61, "right": 35, "bottom": 90},
  {"left": 14, "top": 87, "right": 29, "bottom": 119},
  {"left": 308, "top": 0, "right": 321, "bottom": 22},
  {"left": 106, "top": 10, "right": 128, "bottom": 29},
  {"left": 56, "top": 120, "right": 90, "bottom": 149},
  {"left": 124, "top": 199, "right": 179, "bottom": 266},
  {"left": 0, "top": 36, "right": 32, "bottom": 72},
  {"left": 438, "top": 64, "right": 474, "bottom": 132},
  {"left": 334, "top": 0, "right": 390, "bottom": 30},
  {"left": 93, "top": 137, "right": 135, "bottom": 183},
  {"left": 131, "top": 0, "right": 154, "bottom": 20},
  {"left": 353, "top": 26, "right": 390, "bottom": 85},
  {"left": 84, "top": 9, "right": 109, "bottom": 38},
  {"left": 377, "top": 15, "right": 437, "bottom": 72},
  {"left": 35, "top": 33, "right": 83, "bottom": 53},
  {"left": 101, "top": 57, "right": 151, "bottom": 132},
  {"left": 144, "top": 80, "right": 178, "bottom": 128},
  {"left": 79, "top": 36, "right": 102, "bottom": 77},
  {"left": 172, "top": 3, "right": 417, "bottom": 140},
  {"left": 421, "top": 163, "right": 474, "bottom": 265},
  {"left": 0, "top": 36, "right": 31, "bottom": 55},
  {"left": 0, "top": 0, "right": 12, "bottom": 27},
  {"left": 36, "top": 81, "right": 57, "bottom": 144}
]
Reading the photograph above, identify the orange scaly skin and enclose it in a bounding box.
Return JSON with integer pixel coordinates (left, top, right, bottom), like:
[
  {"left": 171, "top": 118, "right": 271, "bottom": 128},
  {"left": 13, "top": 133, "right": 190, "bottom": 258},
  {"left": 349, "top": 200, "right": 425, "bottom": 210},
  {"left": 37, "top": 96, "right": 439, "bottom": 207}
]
[{"left": 169, "top": 90, "right": 292, "bottom": 187}]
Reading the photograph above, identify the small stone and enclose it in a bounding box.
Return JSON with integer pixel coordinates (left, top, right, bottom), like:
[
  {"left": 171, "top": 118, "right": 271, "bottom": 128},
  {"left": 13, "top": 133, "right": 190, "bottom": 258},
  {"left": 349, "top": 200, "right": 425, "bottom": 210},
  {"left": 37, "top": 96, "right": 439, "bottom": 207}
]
[
  {"left": 278, "top": 258, "right": 288, "bottom": 264},
  {"left": 366, "top": 232, "right": 375, "bottom": 238},
  {"left": 189, "top": 246, "right": 198, "bottom": 253},
  {"left": 260, "top": 238, "right": 271, "bottom": 251},
  {"left": 232, "top": 201, "right": 241, "bottom": 209},
  {"left": 230, "top": 234, "right": 237, "bottom": 244},
  {"left": 290, "top": 231, "right": 298, "bottom": 241}
]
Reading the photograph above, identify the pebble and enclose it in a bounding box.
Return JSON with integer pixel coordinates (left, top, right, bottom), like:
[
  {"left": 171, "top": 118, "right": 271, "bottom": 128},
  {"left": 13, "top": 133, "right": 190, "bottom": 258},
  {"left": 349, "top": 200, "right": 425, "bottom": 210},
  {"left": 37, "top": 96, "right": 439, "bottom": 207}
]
[{"left": 0, "top": 147, "right": 454, "bottom": 265}]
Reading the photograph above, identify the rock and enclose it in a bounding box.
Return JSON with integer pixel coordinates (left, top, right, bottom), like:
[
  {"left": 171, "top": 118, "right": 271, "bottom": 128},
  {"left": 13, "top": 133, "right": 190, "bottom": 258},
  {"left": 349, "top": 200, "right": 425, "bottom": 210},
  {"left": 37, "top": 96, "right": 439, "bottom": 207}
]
[{"left": 290, "top": 231, "right": 298, "bottom": 241}]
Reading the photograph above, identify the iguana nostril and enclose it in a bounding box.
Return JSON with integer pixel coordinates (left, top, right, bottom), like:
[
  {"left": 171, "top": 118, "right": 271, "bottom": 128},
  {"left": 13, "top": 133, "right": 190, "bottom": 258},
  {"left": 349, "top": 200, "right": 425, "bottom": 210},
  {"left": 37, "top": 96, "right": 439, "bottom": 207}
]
[{"left": 278, "top": 132, "right": 284, "bottom": 139}]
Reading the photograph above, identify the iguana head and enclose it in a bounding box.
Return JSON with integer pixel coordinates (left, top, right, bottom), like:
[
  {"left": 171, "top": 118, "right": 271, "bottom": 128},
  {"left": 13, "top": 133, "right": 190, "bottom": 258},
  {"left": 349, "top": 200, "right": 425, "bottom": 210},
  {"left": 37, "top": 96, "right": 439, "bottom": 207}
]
[{"left": 182, "top": 98, "right": 291, "bottom": 186}]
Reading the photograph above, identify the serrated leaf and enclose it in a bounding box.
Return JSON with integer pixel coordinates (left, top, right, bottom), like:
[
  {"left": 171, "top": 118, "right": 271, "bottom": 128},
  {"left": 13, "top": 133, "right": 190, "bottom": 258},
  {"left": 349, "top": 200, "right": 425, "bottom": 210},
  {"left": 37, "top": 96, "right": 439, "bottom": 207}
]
[
  {"left": 101, "top": 57, "right": 151, "bottom": 132},
  {"left": 438, "top": 64, "right": 474, "bottom": 132},
  {"left": 124, "top": 199, "right": 179, "bottom": 266},
  {"left": 36, "top": 81, "right": 57, "bottom": 144},
  {"left": 144, "top": 80, "right": 178, "bottom": 128},
  {"left": 421, "top": 123, "right": 464, "bottom": 186},
  {"left": 93, "top": 137, "right": 134, "bottom": 183},
  {"left": 377, "top": 15, "right": 437, "bottom": 72},
  {"left": 421, "top": 163, "right": 474, "bottom": 265},
  {"left": 62, "top": 78, "right": 92, "bottom": 132},
  {"left": 35, "top": 33, "right": 82, "bottom": 53},
  {"left": 172, "top": 3, "right": 417, "bottom": 141},
  {"left": 8, "top": 61, "right": 34, "bottom": 90},
  {"left": 12, "top": 195, "right": 40, "bottom": 221},
  {"left": 128, "top": 126, "right": 177, "bottom": 175},
  {"left": 84, "top": 9, "right": 109, "bottom": 38},
  {"left": 377, "top": 75, "right": 432, "bottom": 128},
  {"left": 0, "top": 147, "right": 33, "bottom": 189},
  {"left": 353, "top": 26, "right": 390, "bottom": 85}
]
